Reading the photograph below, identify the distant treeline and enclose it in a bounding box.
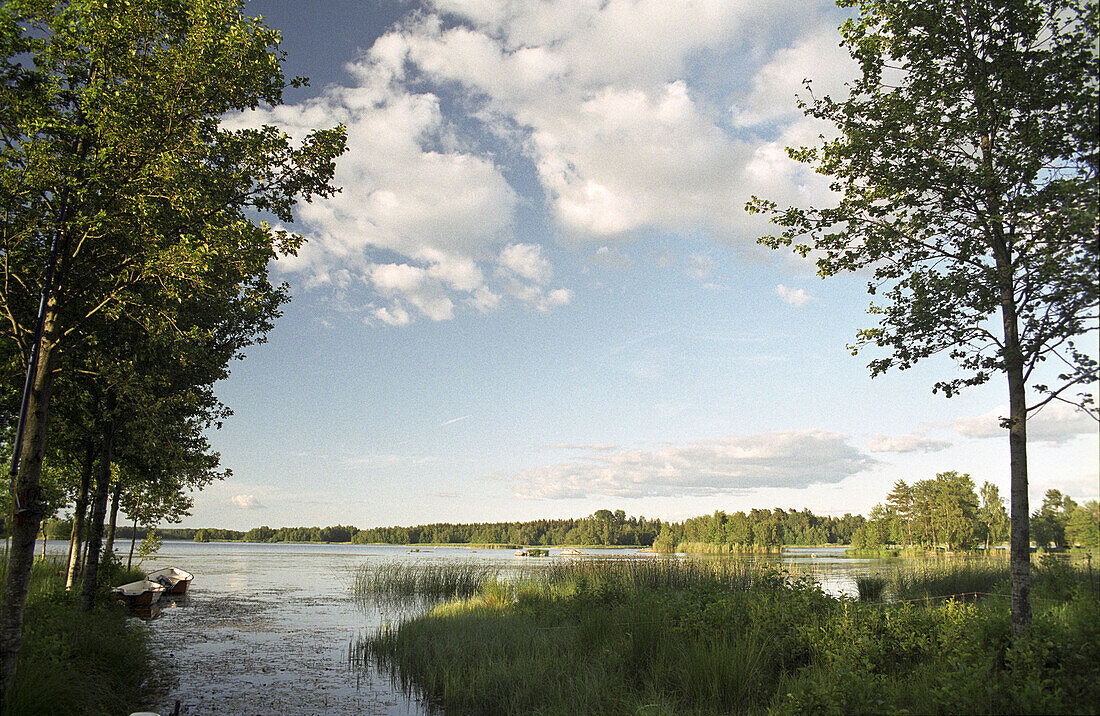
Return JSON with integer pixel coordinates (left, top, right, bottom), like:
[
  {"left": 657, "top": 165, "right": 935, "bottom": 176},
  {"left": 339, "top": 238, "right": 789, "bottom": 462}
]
[
  {"left": 652, "top": 509, "right": 866, "bottom": 552},
  {"left": 45, "top": 507, "right": 863, "bottom": 549},
  {"left": 41, "top": 478, "right": 1096, "bottom": 552}
]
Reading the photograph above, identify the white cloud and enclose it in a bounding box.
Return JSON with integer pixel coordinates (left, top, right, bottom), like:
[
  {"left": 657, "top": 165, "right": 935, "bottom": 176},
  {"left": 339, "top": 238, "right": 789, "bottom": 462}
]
[
  {"left": 730, "top": 27, "right": 856, "bottom": 129},
  {"left": 866, "top": 433, "right": 952, "bottom": 453},
  {"left": 225, "top": 1, "right": 857, "bottom": 322},
  {"left": 499, "top": 243, "right": 552, "bottom": 284},
  {"left": 231, "top": 494, "right": 262, "bottom": 510},
  {"left": 952, "top": 401, "right": 1097, "bottom": 445},
  {"left": 512, "top": 430, "right": 874, "bottom": 499},
  {"left": 776, "top": 284, "right": 814, "bottom": 306}
]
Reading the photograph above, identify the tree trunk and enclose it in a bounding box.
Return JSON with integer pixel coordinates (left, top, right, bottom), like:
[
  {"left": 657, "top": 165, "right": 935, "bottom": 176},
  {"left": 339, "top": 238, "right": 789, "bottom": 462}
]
[
  {"left": 65, "top": 442, "right": 96, "bottom": 589},
  {"left": 0, "top": 315, "right": 61, "bottom": 702},
  {"left": 80, "top": 422, "right": 115, "bottom": 613},
  {"left": 988, "top": 214, "right": 1031, "bottom": 635},
  {"left": 1006, "top": 353, "right": 1031, "bottom": 635},
  {"left": 128, "top": 515, "right": 138, "bottom": 570},
  {"left": 104, "top": 480, "right": 122, "bottom": 558}
]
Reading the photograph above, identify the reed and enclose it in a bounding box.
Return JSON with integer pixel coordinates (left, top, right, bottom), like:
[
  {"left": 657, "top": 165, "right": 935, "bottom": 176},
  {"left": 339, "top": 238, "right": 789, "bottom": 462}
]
[
  {"left": 887, "top": 561, "right": 1008, "bottom": 602},
  {"left": 358, "top": 561, "right": 803, "bottom": 714},
  {"left": 538, "top": 556, "right": 767, "bottom": 595},
  {"left": 352, "top": 560, "right": 501, "bottom": 606},
  {"left": 357, "top": 556, "right": 1099, "bottom": 714},
  {"left": 675, "top": 541, "right": 783, "bottom": 555},
  {"left": 854, "top": 573, "right": 887, "bottom": 602}
]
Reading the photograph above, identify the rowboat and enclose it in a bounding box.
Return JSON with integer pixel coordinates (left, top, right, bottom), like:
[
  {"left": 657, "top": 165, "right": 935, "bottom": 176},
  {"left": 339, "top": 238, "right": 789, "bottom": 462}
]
[
  {"left": 146, "top": 567, "right": 194, "bottom": 595},
  {"left": 112, "top": 579, "right": 167, "bottom": 606}
]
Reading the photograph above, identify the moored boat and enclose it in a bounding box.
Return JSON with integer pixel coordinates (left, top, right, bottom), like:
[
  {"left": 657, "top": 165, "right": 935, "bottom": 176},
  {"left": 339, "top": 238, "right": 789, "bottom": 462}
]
[
  {"left": 112, "top": 579, "right": 167, "bottom": 606},
  {"left": 146, "top": 567, "right": 194, "bottom": 595}
]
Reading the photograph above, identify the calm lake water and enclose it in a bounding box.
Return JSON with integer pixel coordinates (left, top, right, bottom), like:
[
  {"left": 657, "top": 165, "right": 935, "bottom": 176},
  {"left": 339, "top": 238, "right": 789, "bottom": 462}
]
[{"left": 40, "top": 540, "right": 891, "bottom": 715}]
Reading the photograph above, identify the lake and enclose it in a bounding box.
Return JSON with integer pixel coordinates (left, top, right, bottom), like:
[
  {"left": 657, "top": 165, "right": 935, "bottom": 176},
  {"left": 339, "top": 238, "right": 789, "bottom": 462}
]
[{"left": 39, "top": 540, "right": 892, "bottom": 715}]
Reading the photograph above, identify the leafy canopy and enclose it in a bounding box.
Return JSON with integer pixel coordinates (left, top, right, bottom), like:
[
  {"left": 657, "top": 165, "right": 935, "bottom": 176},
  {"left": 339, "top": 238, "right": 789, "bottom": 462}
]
[{"left": 747, "top": 0, "right": 1098, "bottom": 411}]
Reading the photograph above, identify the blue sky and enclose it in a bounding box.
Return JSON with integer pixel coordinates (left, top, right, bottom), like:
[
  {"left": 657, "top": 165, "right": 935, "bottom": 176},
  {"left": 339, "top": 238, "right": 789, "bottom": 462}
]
[{"left": 184, "top": 0, "right": 1098, "bottom": 530}]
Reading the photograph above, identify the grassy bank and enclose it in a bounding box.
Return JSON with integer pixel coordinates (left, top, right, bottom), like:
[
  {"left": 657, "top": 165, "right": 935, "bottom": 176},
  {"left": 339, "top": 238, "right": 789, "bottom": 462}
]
[
  {"left": 358, "top": 559, "right": 1099, "bottom": 714},
  {"left": 0, "top": 556, "right": 162, "bottom": 715}
]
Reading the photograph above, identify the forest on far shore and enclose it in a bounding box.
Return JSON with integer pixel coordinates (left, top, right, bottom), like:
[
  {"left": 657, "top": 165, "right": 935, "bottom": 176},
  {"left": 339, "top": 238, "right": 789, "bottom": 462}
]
[{"left": 42, "top": 472, "right": 1099, "bottom": 551}]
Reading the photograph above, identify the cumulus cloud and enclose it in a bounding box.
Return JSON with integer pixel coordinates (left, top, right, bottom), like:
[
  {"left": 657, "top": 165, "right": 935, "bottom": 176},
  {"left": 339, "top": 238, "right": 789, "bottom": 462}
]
[
  {"left": 952, "top": 401, "right": 1098, "bottom": 445},
  {"left": 499, "top": 243, "right": 553, "bottom": 284},
  {"left": 776, "top": 284, "right": 814, "bottom": 306},
  {"left": 227, "top": 1, "right": 856, "bottom": 323},
  {"left": 231, "top": 494, "right": 262, "bottom": 510},
  {"left": 866, "top": 433, "right": 952, "bottom": 453},
  {"left": 512, "top": 430, "right": 873, "bottom": 499}
]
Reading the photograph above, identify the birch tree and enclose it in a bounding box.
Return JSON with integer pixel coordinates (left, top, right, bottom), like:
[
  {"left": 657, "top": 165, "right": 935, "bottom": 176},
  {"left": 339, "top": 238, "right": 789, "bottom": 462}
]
[{"left": 748, "top": 0, "right": 1098, "bottom": 635}]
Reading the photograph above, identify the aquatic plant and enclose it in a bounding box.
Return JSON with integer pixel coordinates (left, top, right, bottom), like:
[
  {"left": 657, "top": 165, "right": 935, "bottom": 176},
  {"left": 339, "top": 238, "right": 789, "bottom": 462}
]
[
  {"left": 854, "top": 574, "right": 887, "bottom": 602},
  {"left": 887, "top": 561, "right": 1008, "bottom": 602},
  {"left": 352, "top": 561, "right": 501, "bottom": 606}
]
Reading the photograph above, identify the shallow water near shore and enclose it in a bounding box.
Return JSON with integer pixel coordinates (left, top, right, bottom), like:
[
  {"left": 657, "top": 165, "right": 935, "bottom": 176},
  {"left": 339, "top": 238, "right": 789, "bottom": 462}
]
[{"left": 40, "top": 540, "right": 888, "bottom": 715}]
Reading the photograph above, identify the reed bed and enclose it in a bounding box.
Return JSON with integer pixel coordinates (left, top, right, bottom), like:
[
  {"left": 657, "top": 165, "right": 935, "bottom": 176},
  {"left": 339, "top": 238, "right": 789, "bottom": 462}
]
[
  {"left": 352, "top": 560, "right": 502, "bottom": 606},
  {"left": 855, "top": 573, "right": 888, "bottom": 602},
  {"left": 538, "top": 556, "right": 769, "bottom": 595},
  {"left": 888, "top": 561, "right": 1008, "bottom": 602}
]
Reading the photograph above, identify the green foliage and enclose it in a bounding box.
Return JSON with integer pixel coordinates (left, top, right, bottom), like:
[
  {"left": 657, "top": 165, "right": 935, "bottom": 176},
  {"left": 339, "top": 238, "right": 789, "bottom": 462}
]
[
  {"left": 888, "top": 561, "right": 1009, "bottom": 602},
  {"left": 1033, "top": 489, "right": 1080, "bottom": 548},
  {"left": 1065, "top": 501, "right": 1100, "bottom": 548},
  {"left": 134, "top": 528, "right": 162, "bottom": 567},
  {"left": 748, "top": 0, "right": 1099, "bottom": 406}
]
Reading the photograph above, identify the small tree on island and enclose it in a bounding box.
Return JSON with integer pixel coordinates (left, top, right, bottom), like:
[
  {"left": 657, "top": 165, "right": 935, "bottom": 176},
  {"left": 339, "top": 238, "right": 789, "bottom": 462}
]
[{"left": 748, "top": 0, "right": 1098, "bottom": 636}]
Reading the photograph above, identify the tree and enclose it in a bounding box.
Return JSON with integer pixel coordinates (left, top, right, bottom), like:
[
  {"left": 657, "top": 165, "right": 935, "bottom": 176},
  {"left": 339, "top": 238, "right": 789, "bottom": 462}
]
[
  {"left": 933, "top": 471, "right": 980, "bottom": 550},
  {"left": 1065, "top": 500, "right": 1099, "bottom": 548},
  {"left": 748, "top": 0, "right": 1098, "bottom": 635},
  {"left": 0, "top": 0, "right": 345, "bottom": 698},
  {"left": 1031, "top": 488, "right": 1077, "bottom": 547},
  {"left": 978, "top": 481, "right": 1010, "bottom": 549},
  {"left": 885, "top": 479, "right": 914, "bottom": 546}
]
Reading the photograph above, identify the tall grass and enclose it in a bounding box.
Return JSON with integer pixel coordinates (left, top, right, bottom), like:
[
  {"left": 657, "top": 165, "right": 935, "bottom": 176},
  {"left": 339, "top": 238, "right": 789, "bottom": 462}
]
[
  {"left": 352, "top": 560, "right": 502, "bottom": 606},
  {"left": 536, "top": 556, "right": 773, "bottom": 595},
  {"left": 675, "top": 541, "right": 783, "bottom": 554},
  {"left": 887, "top": 561, "right": 1007, "bottom": 602},
  {"left": 855, "top": 574, "right": 887, "bottom": 602},
  {"left": 358, "top": 559, "right": 817, "bottom": 714}
]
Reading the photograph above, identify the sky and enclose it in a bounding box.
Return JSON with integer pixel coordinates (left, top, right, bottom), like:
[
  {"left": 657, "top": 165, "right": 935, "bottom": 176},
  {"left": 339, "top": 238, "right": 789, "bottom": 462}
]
[{"left": 183, "top": 0, "right": 1098, "bottom": 531}]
